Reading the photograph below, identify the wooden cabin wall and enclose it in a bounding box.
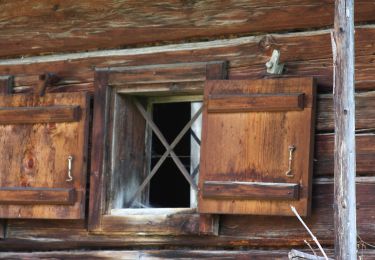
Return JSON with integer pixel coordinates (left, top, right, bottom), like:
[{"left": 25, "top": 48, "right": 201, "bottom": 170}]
[{"left": 0, "top": 0, "right": 375, "bottom": 256}]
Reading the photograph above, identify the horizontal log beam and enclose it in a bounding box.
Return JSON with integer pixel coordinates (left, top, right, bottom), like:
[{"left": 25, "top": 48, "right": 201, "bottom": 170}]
[
  {"left": 0, "top": 105, "right": 81, "bottom": 124},
  {"left": 316, "top": 91, "right": 375, "bottom": 131},
  {"left": 0, "top": 249, "right": 338, "bottom": 259},
  {"left": 315, "top": 134, "right": 375, "bottom": 176},
  {"left": 2, "top": 27, "right": 375, "bottom": 94},
  {"left": 0, "top": 187, "right": 76, "bottom": 205},
  {"left": 0, "top": 1, "right": 374, "bottom": 58},
  {"left": 105, "top": 62, "right": 208, "bottom": 86}
]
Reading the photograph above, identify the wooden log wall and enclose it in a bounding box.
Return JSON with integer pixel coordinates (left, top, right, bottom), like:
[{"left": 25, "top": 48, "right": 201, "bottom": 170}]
[
  {"left": 1, "top": 0, "right": 375, "bottom": 59},
  {"left": 0, "top": 249, "right": 371, "bottom": 260},
  {"left": 0, "top": 0, "right": 375, "bottom": 256}
]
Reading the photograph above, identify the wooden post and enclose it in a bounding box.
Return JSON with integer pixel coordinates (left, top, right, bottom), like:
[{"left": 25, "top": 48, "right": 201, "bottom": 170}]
[{"left": 332, "top": 0, "right": 357, "bottom": 259}]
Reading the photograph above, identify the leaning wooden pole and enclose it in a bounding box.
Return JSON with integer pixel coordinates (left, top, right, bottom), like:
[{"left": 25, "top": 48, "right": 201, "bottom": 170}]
[{"left": 331, "top": 0, "right": 357, "bottom": 259}]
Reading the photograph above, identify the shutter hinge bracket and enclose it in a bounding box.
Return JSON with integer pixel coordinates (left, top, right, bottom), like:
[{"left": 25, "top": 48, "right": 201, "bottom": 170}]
[{"left": 265, "top": 49, "right": 284, "bottom": 75}]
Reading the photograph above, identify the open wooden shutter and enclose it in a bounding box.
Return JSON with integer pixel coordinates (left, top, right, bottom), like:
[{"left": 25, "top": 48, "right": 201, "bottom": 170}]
[
  {"left": 198, "top": 78, "right": 316, "bottom": 216},
  {"left": 0, "top": 92, "right": 89, "bottom": 219}
]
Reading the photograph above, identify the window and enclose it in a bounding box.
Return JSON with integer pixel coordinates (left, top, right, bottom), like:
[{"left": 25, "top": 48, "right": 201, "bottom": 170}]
[
  {"left": 89, "top": 61, "right": 315, "bottom": 234},
  {"left": 89, "top": 61, "right": 227, "bottom": 233}
]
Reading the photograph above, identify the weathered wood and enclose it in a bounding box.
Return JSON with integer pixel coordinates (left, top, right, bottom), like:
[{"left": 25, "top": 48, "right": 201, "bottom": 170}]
[
  {"left": 289, "top": 249, "right": 333, "bottom": 260},
  {"left": 198, "top": 214, "right": 219, "bottom": 236},
  {"left": 198, "top": 61, "right": 229, "bottom": 234},
  {"left": 108, "top": 95, "right": 148, "bottom": 210},
  {"left": 332, "top": 0, "right": 357, "bottom": 259},
  {"left": 317, "top": 91, "right": 375, "bottom": 131},
  {"left": 199, "top": 78, "right": 316, "bottom": 216},
  {"left": 0, "top": 76, "right": 13, "bottom": 94},
  {"left": 0, "top": 105, "right": 80, "bottom": 124},
  {"left": 100, "top": 211, "right": 216, "bottom": 236},
  {"left": 0, "top": 188, "right": 75, "bottom": 205},
  {"left": 218, "top": 179, "right": 375, "bottom": 247},
  {"left": 202, "top": 181, "right": 300, "bottom": 200},
  {"left": 88, "top": 71, "right": 109, "bottom": 230},
  {"left": 89, "top": 61, "right": 227, "bottom": 231},
  {"left": 0, "top": 1, "right": 375, "bottom": 58},
  {"left": 4, "top": 90, "right": 375, "bottom": 133},
  {"left": 0, "top": 249, "right": 335, "bottom": 260},
  {"left": 3, "top": 180, "right": 375, "bottom": 249},
  {"left": 0, "top": 93, "right": 90, "bottom": 219},
  {"left": 315, "top": 134, "right": 375, "bottom": 176},
  {"left": 0, "top": 77, "right": 13, "bottom": 238},
  {"left": 2, "top": 27, "right": 375, "bottom": 93},
  {"left": 207, "top": 93, "right": 305, "bottom": 112},
  {"left": 107, "top": 62, "right": 207, "bottom": 86}
]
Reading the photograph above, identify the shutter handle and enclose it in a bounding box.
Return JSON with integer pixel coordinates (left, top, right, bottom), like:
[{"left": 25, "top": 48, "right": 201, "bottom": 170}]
[
  {"left": 285, "top": 145, "right": 296, "bottom": 178},
  {"left": 66, "top": 156, "right": 73, "bottom": 182}
]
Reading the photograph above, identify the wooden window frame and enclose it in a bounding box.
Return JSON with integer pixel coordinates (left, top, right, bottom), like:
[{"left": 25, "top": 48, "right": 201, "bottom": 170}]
[{"left": 88, "top": 61, "right": 227, "bottom": 234}]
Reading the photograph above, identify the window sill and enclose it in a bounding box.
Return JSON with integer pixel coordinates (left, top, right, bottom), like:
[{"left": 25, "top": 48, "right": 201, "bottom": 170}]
[{"left": 96, "top": 208, "right": 218, "bottom": 236}]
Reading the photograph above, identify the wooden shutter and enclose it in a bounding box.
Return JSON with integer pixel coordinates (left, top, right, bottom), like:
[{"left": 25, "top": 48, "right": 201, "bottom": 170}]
[
  {"left": 0, "top": 92, "right": 89, "bottom": 219},
  {"left": 198, "top": 78, "right": 316, "bottom": 216}
]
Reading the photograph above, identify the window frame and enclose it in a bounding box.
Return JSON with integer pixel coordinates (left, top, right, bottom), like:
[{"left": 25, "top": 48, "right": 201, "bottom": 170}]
[{"left": 88, "top": 61, "right": 227, "bottom": 234}]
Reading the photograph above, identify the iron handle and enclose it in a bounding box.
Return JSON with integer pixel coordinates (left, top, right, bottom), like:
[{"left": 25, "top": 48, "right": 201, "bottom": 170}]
[
  {"left": 66, "top": 155, "right": 73, "bottom": 182},
  {"left": 285, "top": 145, "right": 296, "bottom": 178}
]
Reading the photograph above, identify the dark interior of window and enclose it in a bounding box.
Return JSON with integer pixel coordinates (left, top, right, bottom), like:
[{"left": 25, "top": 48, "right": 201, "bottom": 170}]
[{"left": 149, "top": 102, "right": 191, "bottom": 208}]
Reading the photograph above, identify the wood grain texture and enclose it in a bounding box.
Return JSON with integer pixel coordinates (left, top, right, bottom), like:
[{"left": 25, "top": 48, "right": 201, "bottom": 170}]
[
  {"left": 89, "top": 61, "right": 227, "bottom": 231},
  {"left": 202, "top": 181, "right": 300, "bottom": 200},
  {"left": 207, "top": 93, "right": 305, "bottom": 112},
  {"left": 218, "top": 179, "right": 375, "bottom": 248},
  {"left": 199, "top": 78, "right": 316, "bottom": 216},
  {"left": 0, "top": 93, "right": 90, "bottom": 219},
  {"left": 0, "top": 77, "right": 13, "bottom": 238},
  {"left": 107, "top": 62, "right": 208, "bottom": 86},
  {"left": 88, "top": 71, "right": 109, "bottom": 230},
  {"left": 2, "top": 27, "right": 375, "bottom": 93},
  {"left": 0, "top": 249, "right": 338, "bottom": 260},
  {"left": 2, "top": 249, "right": 375, "bottom": 260},
  {"left": 0, "top": 187, "right": 75, "bottom": 205},
  {"left": 0, "top": 1, "right": 375, "bottom": 58},
  {"left": 0, "top": 105, "right": 80, "bottom": 124},
  {"left": 101, "top": 213, "right": 210, "bottom": 236},
  {"left": 333, "top": 0, "right": 357, "bottom": 258},
  {"left": 0, "top": 76, "right": 13, "bottom": 94},
  {"left": 3, "top": 180, "right": 375, "bottom": 249},
  {"left": 108, "top": 95, "right": 148, "bottom": 211},
  {"left": 315, "top": 134, "right": 375, "bottom": 176},
  {"left": 317, "top": 91, "right": 375, "bottom": 131}
]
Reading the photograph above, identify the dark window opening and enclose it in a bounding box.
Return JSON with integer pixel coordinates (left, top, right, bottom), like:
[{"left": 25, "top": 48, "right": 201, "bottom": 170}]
[{"left": 149, "top": 102, "right": 191, "bottom": 208}]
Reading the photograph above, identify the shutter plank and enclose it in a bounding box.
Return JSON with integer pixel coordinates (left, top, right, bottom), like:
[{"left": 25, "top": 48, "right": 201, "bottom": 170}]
[
  {"left": 0, "top": 105, "right": 81, "bottom": 124},
  {"left": 0, "top": 188, "right": 75, "bottom": 205},
  {"left": 207, "top": 93, "right": 305, "bottom": 113},
  {"left": 202, "top": 181, "right": 300, "bottom": 200}
]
